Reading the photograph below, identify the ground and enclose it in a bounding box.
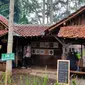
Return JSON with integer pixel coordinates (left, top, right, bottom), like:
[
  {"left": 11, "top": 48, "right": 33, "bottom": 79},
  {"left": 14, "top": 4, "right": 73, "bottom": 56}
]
[
  {"left": 12, "top": 67, "right": 56, "bottom": 85},
  {"left": 0, "top": 67, "right": 85, "bottom": 85}
]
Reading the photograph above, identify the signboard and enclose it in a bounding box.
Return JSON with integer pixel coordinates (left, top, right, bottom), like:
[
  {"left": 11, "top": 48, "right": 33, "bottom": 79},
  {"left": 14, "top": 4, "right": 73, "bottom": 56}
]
[
  {"left": 32, "top": 49, "right": 54, "bottom": 56},
  {"left": 57, "top": 60, "right": 70, "bottom": 85},
  {"left": 1, "top": 53, "right": 15, "bottom": 61}
]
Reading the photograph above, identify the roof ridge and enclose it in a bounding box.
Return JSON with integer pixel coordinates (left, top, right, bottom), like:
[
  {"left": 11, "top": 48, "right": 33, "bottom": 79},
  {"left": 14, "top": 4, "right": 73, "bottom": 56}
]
[{"left": 14, "top": 23, "right": 50, "bottom": 26}]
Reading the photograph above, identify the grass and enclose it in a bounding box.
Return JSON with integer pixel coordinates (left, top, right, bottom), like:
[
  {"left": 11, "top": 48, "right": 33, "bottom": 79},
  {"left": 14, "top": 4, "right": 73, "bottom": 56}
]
[
  {"left": 0, "top": 72, "right": 55, "bottom": 85},
  {"left": 0, "top": 72, "right": 84, "bottom": 85}
]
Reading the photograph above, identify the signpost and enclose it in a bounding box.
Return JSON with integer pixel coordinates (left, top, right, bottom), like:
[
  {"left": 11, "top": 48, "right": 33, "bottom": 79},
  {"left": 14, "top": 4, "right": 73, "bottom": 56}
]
[
  {"left": 1, "top": 53, "right": 15, "bottom": 61},
  {"left": 57, "top": 60, "right": 70, "bottom": 85}
]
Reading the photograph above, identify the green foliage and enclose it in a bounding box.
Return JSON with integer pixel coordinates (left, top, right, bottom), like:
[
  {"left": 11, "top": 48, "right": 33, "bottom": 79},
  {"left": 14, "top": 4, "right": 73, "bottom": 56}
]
[
  {"left": 19, "top": 15, "right": 28, "bottom": 24},
  {"left": 7, "top": 76, "right": 12, "bottom": 84},
  {"left": 0, "top": 72, "right": 14, "bottom": 85},
  {"left": 0, "top": 72, "right": 5, "bottom": 84},
  {"left": 20, "top": 75, "right": 23, "bottom": 85},
  {"left": 54, "top": 82, "right": 59, "bottom": 85},
  {"left": 0, "top": 72, "right": 83, "bottom": 85},
  {"left": 72, "top": 79, "right": 76, "bottom": 85},
  {"left": 25, "top": 75, "right": 30, "bottom": 85},
  {"left": 42, "top": 75, "right": 48, "bottom": 85},
  {"left": 33, "top": 77, "right": 38, "bottom": 85},
  {"left": 0, "top": 0, "right": 21, "bottom": 23},
  {"left": 1, "top": 0, "right": 85, "bottom": 24}
]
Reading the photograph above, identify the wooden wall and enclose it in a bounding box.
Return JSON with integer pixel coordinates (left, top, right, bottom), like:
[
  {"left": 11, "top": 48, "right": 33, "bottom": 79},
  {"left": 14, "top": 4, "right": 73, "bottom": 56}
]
[
  {"left": 66, "top": 11, "right": 85, "bottom": 26},
  {"left": 14, "top": 36, "right": 62, "bottom": 69},
  {"left": 31, "top": 36, "right": 62, "bottom": 68}
]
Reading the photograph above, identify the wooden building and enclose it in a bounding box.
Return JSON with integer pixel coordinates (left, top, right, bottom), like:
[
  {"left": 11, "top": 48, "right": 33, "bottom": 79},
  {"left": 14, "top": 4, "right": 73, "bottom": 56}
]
[
  {"left": 1, "top": 6, "right": 85, "bottom": 69},
  {"left": 0, "top": 16, "right": 62, "bottom": 69},
  {"left": 13, "top": 24, "right": 62, "bottom": 68},
  {"left": 46, "top": 6, "right": 85, "bottom": 69}
]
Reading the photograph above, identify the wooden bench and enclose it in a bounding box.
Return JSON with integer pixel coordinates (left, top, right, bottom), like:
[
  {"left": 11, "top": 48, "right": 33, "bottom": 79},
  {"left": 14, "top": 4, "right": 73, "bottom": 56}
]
[
  {"left": 70, "top": 70, "right": 85, "bottom": 74},
  {"left": 70, "top": 70, "right": 85, "bottom": 78}
]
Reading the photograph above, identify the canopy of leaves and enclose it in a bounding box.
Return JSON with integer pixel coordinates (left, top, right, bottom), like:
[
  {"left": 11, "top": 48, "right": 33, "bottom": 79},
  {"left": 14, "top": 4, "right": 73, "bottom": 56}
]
[{"left": 0, "top": 0, "right": 85, "bottom": 24}]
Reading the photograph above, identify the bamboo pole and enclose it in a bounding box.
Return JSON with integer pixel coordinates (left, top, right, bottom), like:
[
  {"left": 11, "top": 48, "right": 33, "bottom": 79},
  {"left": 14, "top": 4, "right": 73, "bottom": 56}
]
[{"left": 5, "top": 0, "right": 14, "bottom": 85}]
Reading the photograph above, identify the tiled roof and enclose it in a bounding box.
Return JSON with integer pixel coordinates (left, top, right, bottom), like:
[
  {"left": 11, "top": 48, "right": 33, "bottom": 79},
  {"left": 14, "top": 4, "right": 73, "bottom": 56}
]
[
  {"left": 48, "top": 6, "right": 85, "bottom": 31},
  {"left": 0, "top": 30, "right": 8, "bottom": 37},
  {"left": 0, "top": 15, "right": 8, "bottom": 26},
  {"left": 0, "top": 15, "right": 50, "bottom": 37},
  {"left": 14, "top": 24, "right": 49, "bottom": 37},
  {"left": 58, "top": 25, "right": 85, "bottom": 38}
]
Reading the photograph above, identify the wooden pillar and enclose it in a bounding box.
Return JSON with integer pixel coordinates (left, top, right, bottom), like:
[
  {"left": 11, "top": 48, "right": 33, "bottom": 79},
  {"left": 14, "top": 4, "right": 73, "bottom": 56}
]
[
  {"left": 81, "top": 44, "right": 83, "bottom": 58},
  {"left": 54, "top": 36, "right": 67, "bottom": 60},
  {"left": 15, "top": 37, "right": 18, "bottom": 67},
  {"left": 62, "top": 43, "right": 70, "bottom": 60},
  {"left": 62, "top": 44, "right": 66, "bottom": 60},
  {"left": 80, "top": 44, "right": 83, "bottom": 68}
]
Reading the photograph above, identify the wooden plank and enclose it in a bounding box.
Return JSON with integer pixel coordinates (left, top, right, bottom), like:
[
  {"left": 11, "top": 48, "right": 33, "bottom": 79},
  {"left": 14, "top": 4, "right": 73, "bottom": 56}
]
[{"left": 70, "top": 70, "right": 85, "bottom": 74}]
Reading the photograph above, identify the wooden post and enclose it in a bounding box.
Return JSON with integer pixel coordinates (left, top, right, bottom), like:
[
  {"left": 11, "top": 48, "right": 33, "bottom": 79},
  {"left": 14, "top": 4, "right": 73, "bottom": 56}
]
[
  {"left": 5, "top": 0, "right": 14, "bottom": 85},
  {"left": 15, "top": 37, "right": 18, "bottom": 67},
  {"left": 80, "top": 44, "right": 83, "bottom": 68},
  {"left": 54, "top": 36, "right": 66, "bottom": 60},
  {"left": 62, "top": 44, "right": 66, "bottom": 60}
]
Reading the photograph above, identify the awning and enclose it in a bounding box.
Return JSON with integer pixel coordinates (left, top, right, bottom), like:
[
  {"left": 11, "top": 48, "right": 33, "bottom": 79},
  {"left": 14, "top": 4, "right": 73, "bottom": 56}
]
[{"left": 58, "top": 26, "right": 85, "bottom": 39}]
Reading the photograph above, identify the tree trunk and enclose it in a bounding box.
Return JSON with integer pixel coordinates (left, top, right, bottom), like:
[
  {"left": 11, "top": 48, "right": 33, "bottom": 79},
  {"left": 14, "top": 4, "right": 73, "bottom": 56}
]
[
  {"left": 49, "top": 0, "right": 53, "bottom": 24},
  {"left": 47, "top": 0, "right": 49, "bottom": 24},
  {"left": 42, "top": 0, "right": 45, "bottom": 24}
]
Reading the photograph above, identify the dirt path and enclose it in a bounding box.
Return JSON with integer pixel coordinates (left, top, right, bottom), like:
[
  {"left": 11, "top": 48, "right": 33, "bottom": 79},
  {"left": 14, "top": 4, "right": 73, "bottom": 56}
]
[{"left": 2, "top": 67, "right": 85, "bottom": 85}]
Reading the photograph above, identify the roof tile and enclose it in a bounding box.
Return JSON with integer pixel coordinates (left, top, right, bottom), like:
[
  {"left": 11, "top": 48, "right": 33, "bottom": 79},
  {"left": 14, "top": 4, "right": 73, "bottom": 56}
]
[
  {"left": 14, "top": 24, "right": 49, "bottom": 37},
  {"left": 0, "top": 30, "right": 8, "bottom": 36},
  {"left": 0, "top": 15, "right": 8, "bottom": 25},
  {"left": 58, "top": 25, "right": 85, "bottom": 38}
]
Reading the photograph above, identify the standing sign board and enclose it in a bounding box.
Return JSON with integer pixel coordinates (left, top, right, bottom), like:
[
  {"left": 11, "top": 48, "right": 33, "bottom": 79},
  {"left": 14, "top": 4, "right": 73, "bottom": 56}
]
[
  {"left": 57, "top": 60, "right": 70, "bottom": 85},
  {"left": 1, "top": 53, "right": 15, "bottom": 61}
]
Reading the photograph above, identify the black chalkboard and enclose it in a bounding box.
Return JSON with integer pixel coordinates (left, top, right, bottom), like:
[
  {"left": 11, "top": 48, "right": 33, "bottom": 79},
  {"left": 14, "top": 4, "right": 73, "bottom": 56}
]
[{"left": 57, "top": 60, "right": 70, "bottom": 84}]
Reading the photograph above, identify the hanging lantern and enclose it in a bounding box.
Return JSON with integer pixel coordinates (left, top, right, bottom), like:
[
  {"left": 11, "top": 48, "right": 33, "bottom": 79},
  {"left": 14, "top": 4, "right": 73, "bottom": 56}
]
[
  {"left": 0, "top": 45, "right": 2, "bottom": 49},
  {"left": 1, "top": 38, "right": 7, "bottom": 43}
]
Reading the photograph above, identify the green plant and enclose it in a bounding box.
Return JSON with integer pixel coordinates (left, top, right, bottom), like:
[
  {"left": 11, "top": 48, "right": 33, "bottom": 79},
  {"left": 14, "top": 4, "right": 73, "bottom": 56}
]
[
  {"left": 42, "top": 75, "right": 48, "bottom": 85},
  {"left": 20, "top": 75, "right": 23, "bottom": 85},
  {"left": 25, "top": 75, "right": 30, "bottom": 85},
  {"left": 72, "top": 79, "right": 76, "bottom": 85},
  {"left": 0, "top": 72, "right": 6, "bottom": 85},
  {"left": 33, "top": 77, "right": 38, "bottom": 85},
  {"left": 7, "top": 75, "right": 14, "bottom": 84},
  {"left": 54, "top": 82, "right": 59, "bottom": 85}
]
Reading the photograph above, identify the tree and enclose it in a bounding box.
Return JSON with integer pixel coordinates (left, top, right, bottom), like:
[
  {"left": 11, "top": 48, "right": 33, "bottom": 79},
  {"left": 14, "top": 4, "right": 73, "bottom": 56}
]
[
  {"left": 0, "top": 0, "right": 85, "bottom": 24},
  {"left": 19, "top": 0, "right": 41, "bottom": 24},
  {"left": 0, "top": 0, "right": 21, "bottom": 23},
  {"left": 42, "top": 0, "right": 45, "bottom": 24}
]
